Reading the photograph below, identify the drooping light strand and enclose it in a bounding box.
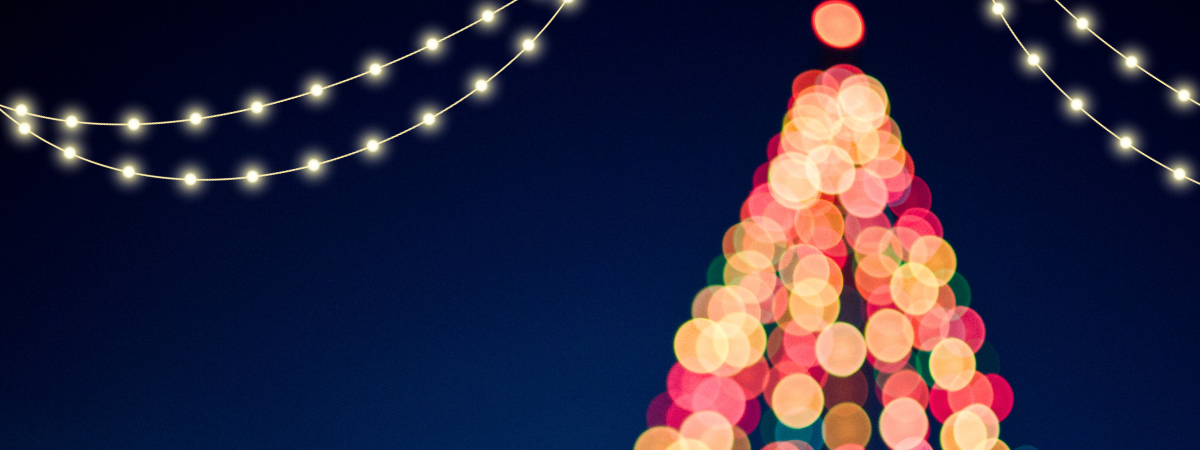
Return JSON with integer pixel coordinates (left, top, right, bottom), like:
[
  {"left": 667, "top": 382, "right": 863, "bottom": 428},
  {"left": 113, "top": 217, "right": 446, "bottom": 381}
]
[
  {"left": 0, "top": 0, "right": 523, "bottom": 127},
  {"left": 1049, "top": 0, "right": 1200, "bottom": 109},
  {"left": 0, "top": 1, "right": 569, "bottom": 184},
  {"left": 990, "top": 1, "right": 1198, "bottom": 186}
]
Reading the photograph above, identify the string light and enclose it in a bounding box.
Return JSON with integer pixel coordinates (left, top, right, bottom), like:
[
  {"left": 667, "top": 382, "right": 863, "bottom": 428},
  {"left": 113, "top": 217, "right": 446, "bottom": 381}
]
[
  {"left": 190, "top": 112, "right": 203, "bottom": 125},
  {"left": 475, "top": 79, "right": 489, "bottom": 92},
  {"left": 63, "top": 146, "right": 76, "bottom": 159},
  {"left": 127, "top": 118, "right": 140, "bottom": 131},
  {"left": 367, "top": 140, "right": 380, "bottom": 152},
  {"left": 990, "top": 0, "right": 1199, "bottom": 186},
  {"left": 992, "top": 2, "right": 1005, "bottom": 15},
  {"left": 1047, "top": 0, "right": 1200, "bottom": 109},
  {"left": 250, "top": 101, "right": 264, "bottom": 114},
  {"left": 1075, "top": 17, "right": 1089, "bottom": 30},
  {"left": 523, "top": 39, "right": 536, "bottom": 51},
  {"left": 247, "top": 170, "right": 260, "bottom": 183},
  {"left": 66, "top": 115, "right": 78, "bottom": 128},
  {"left": 185, "top": 173, "right": 197, "bottom": 185},
  {"left": 18, "top": 123, "right": 30, "bottom": 135},
  {"left": 0, "top": 0, "right": 523, "bottom": 128},
  {"left": 369, "top": 63, "right": 382, "bottom": 76},
  {"left": 1179, "top": 89, "right": 1191, "bottom": 102},
  {"left": 1027, "top": 53, "right": 1040, "bottom": 66},
  {"left": 310, "top": 84, "right": 324, "bottom": 97},
  {"left": 0, "top": 1, "right": 566, "bottom": 184}
]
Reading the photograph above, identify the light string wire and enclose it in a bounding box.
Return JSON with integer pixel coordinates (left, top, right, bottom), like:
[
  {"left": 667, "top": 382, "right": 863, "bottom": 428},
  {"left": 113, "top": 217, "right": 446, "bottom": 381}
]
[
  {"left": 991, "top": 0, "right": 1199, "bottom": 186},
  {"left": 0, "top": 1, "right": 567, "bottom": 182},
  {"left": 1052, "top": 0, "right": 1200, "bottom": 109},
  {"left": 0, "top": 0, "right": 521, "bottom": 127}
]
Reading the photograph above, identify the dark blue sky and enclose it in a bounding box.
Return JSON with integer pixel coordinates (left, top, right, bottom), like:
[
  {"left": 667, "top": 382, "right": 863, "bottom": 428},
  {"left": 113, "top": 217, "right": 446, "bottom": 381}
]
[{"left": 2, "top": 0, "right": 1198, "bottom": 449}]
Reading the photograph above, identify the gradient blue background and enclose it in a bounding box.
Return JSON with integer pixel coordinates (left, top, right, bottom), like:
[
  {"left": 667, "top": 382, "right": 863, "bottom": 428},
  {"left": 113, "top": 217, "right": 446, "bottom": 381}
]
[{"left": 2, "top": 0, "right": 1198, "bottom": 448}]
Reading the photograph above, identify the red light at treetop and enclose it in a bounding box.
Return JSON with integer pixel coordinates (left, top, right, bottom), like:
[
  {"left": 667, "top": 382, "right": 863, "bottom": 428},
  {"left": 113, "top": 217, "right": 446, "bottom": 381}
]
[{"left": 813, "top": 0, "right": 865, "bottom": 49}]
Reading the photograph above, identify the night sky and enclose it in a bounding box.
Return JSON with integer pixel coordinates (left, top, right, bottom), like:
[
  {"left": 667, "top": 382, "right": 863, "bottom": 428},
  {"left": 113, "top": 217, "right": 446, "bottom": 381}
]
[{"left": 2, "top": 0, "right": 1198, "bottom": 449}]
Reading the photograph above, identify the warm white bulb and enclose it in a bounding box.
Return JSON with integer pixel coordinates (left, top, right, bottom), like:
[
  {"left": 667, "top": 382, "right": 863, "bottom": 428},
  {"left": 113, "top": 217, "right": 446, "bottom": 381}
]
[
  {"left": 308, "top": 159, "right": 320, "bottom": 171},
  {"left": 1175, "top": 168, "right": 1187, "bottom": 181},
  {"left": 15, "top": 104, "right": 27, "bottom": 116},
  {"left": 18, "top": 123, "right": 30, "bottom": 135},
  {"left": 1076, "top": 17, "right": 1089, "bottom": 30},
  {"left": 1027, "top": 53, "right": 1041, "bottom": 66},
  {"left": 123, "top": 166, "right": 135, "bottom": 178},
  {"left": 128, "top": 119, "right": 140, "bottom": 131},
  {"left": 1070, "top": 98, "right": 1084, "bottom": 111},
  {"left": 423, "top": 113, "right": 436, "bottom": 125},
  {"left": 475, "top": 79, "right": 489, "bottom": 92},
  {"left": 563, "top": 0, "right": 573, "bottom": 3},
  {"left": 1179, "top": 89, "right": 1191, "bottom": 102},
  {"left": 1120, "top": 136, "right": 1132, "bottom": 149},
  {"left": 427, "top": 38, "right": 440, "bottom": 51},
  {"left": 185, "top": 173, "right": 197, "bottom": 186},
  {"left": 367, "top": 140, "right": 380, "bottom": 152},
  {"left": 522, "top": 39, "right": 536, "bottom": 51},
  {"left": 64, "top": 147, "right": 76, "bottom": 159},
  {"left": 251, "top": 101, "right": 264, "bottom": 114},
  {"left": 311, "top": 84, "right": 324, "bottom": 97},
  {"left": 1125, "top": 56, "right": 1138, "bottom": 69},
  {"left": 482, "top": 10, "right": 495, "bottom": 22},
  {"left": 66, "top": 115, "right": 78, "bottom": 128},
  {"left": 992, "top": 2, "right": 1005, "bottom": 15},
  {"left": 247, "top": 171, "right": 259, "bottom": 183},
  {"left": 190, "top": 113, "right": 203, "bottom": 125},
  {"left": 369, "top": 63, "right": 382, "bottom": 76}
]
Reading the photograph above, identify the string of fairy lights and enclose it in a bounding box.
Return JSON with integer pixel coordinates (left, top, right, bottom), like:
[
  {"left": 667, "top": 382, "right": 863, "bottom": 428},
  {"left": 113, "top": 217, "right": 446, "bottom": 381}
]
[
  {"left": 0, "top": 0, "right": 573, "bottom": 185},
  {"left": 990, "top": 0, "right": 1199, "bottom": 186}
]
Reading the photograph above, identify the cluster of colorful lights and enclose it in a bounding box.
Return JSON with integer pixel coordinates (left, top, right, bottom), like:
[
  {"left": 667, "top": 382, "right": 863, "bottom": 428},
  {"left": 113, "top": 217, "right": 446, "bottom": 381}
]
[
  {"left": 990, "top": 0, "right": 1197, "bottom": 186},
  {"left": 634, "top": 65, "right": 1028, "bottom": 450},
  {"left": 0, "top": 0, "right": 574, "bottom": 186}
]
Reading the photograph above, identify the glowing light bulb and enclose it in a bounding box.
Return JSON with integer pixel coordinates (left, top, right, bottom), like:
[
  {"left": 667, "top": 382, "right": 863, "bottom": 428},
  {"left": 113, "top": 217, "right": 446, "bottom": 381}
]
[
  {"left": 992, "top": 2, "right": 1005, "bottom": 15},
  {"left": 1027, "top": 53, "right": 1041, "bottom": 66},
  {"left": 1175, "top": 168, "right": 1187, "bottom": 181},
  {"left": 123, "top": 166, "right": 135, "bottom": 178},
  {"left": 522, "top": 39, "right": 536, "bottom": 51},
  {"left": 185, "top": 173, "right": 197, "bottom": 186},
  {"left": 367, "top": 140, "right": 380, "bottom": 152},
  {"left": 66, "top": 115, "right": 78, "bottom": 128},
  {"left": 1070, "top": 98, "right": 1084, "bottom": 111},
  {"left": 311, "top": 84, "right": 324, "bottom": 97},
  {"left": 128, "top": 119, "right": 140, "bottom": 131},
  {"left": 475, "top": 79, "right": 489, "bottom": 92},
  {"left": 247, "top": 171, "right": 259, "bottom": 183},
  {"left": 308, "top": 159, "right": 320, "bottom": 171},
  {"left": 251, "top": 101, "right": 264, "bottom": 114},
  {"left": 1125, "top": 56, "right": 1138, "bottom": 69},
  {"left": 15, "top": 104, "right": 27, "bottom": 116},
  {"left": 18, "top": 123, "right": 30, "bottom": 135},
  {"left": 423, "top": 113, "right": 437, "bottom": 125},
  {"left": 1178, "top": 89, "right": 1191, "bottom": 102},
  {"left": 563, "top": 0, "right": 573, "bottom": 3},
  {"left": 190, "top": 113, "right": 203, "bottom": 125},
  {"left": 369, "top": 63, "right": 382, "bottom": 76},
  {"left": 427, "top": 38, "right": 440, "bottom": 51},
  {"left": 1076, "top": 17, "right": 1089, "bottom": 30},
  {"left": 482, "top": 10, "right": 495, "bottom": 22},
  {"left": 64, "top": 147, "right": 76, "bottom": 159},
  {"left": 1120, "top": 136, "right": 1132, "bottom": 149}
]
